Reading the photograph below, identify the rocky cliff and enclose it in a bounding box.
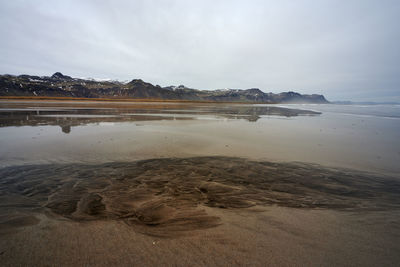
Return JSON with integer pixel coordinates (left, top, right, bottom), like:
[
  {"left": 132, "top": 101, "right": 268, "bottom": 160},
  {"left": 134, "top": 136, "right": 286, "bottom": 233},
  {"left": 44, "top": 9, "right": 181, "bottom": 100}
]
[{"left": 0, "top": 72, "right": 329, "bottom": 103}]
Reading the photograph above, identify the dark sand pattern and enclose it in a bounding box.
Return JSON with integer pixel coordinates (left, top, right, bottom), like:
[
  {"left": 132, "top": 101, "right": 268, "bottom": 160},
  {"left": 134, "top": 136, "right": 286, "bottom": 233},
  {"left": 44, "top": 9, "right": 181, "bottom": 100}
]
[{"left": 0, "top": 157, "right": 399, "bottom": 237}]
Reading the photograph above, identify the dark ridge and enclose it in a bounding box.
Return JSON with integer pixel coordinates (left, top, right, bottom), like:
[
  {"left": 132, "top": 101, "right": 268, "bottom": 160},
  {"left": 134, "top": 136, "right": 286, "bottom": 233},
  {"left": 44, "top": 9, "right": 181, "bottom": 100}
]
[
  {"left": 51, "top": 72, "right": 72, "bottom": 80},
  {"left": 0, "top": 72, "right": 329, "bottom": 103}
]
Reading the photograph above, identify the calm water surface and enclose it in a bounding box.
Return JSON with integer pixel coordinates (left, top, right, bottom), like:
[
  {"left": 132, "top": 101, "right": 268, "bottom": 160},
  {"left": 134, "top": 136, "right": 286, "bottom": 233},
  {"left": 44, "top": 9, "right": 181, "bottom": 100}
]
[{"left": 0, "top": 101, "right": 399, "bottom": 176}]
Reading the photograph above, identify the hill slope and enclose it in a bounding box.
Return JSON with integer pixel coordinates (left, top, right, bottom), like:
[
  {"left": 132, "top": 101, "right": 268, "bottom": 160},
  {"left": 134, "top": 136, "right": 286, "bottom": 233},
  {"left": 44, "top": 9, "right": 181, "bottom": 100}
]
[{"left": 0, "top": 72, "right": 329, "bottom": 103}]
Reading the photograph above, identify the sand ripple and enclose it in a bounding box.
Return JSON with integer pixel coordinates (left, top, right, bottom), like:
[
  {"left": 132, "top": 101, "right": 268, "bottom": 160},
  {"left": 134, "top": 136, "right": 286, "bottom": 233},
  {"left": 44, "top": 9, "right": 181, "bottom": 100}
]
[{"left": 1, "top": 157, "right": 399, "bottom": 236}]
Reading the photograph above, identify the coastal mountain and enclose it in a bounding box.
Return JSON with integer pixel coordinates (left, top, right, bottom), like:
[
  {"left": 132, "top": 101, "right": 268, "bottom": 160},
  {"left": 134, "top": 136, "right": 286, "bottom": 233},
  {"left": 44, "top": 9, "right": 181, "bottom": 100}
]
[{"left": 0, "top": 72, "right": 329, "bottom": 103}]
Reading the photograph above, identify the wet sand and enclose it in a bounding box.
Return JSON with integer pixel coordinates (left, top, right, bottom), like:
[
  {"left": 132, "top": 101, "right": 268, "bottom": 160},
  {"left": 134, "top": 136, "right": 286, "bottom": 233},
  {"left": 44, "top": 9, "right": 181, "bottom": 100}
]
[
  {"left": 1, "top": 101, "right": 399, "bottom": 175},
  {"left": 1, "top": 100, "right": 400, "bottom": 266},
  {"left": 1, "top": 157, "right": 400, "bottom": 266},
  {"left": 2, "top": 207, "right": 400, "bottom": 266}
]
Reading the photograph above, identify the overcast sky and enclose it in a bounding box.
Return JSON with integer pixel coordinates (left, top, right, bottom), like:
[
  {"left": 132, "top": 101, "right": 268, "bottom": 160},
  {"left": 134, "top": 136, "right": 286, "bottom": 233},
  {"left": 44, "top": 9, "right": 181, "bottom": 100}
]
[{"left": 1, "top": 0, "right": 399, "bottom": 101}]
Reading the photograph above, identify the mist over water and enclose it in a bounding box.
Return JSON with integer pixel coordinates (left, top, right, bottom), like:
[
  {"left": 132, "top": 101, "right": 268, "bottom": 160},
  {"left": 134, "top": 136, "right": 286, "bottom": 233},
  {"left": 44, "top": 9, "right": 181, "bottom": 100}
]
[{"left": 279, "top": 103, "right": 400, "bottom": 119}]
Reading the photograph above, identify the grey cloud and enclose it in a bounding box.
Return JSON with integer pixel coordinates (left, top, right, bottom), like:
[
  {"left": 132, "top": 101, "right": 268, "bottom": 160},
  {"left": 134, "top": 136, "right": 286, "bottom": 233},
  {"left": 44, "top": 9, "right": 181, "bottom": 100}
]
[{"left": 0, "top": 0, "right": 399, "bottom": 101}]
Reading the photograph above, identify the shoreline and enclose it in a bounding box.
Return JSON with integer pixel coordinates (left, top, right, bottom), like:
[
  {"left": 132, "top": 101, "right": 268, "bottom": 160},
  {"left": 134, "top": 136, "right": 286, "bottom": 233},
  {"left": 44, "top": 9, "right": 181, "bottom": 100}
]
[{"left": 0, "top": 96, "right": 281, "bottom": 104}]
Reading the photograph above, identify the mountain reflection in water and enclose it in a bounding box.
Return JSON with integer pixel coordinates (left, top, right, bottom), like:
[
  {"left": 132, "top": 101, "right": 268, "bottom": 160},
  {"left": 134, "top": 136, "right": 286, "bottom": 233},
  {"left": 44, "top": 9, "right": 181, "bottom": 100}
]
[{"left": 0, "top": 101, "right": 320, "bottom": 133}]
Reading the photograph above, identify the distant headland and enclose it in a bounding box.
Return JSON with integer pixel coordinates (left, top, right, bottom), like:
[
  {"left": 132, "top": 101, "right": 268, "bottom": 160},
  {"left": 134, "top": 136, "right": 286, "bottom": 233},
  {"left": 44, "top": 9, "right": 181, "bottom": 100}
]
[{"left": 0, "top": 72, "right": 329, "bottom": 104}]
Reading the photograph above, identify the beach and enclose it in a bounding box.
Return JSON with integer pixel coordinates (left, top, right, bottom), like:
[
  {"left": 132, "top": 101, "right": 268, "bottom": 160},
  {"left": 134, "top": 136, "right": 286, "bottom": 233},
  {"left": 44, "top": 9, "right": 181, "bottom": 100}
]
[{"left": 1, "top": 100, "right": 400, "bottom": 266}]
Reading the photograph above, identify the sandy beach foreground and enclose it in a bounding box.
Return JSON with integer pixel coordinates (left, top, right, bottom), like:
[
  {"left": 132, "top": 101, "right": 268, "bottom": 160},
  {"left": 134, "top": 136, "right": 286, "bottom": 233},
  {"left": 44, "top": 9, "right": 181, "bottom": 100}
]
[
  {"left": 1, "top": 100, "right": 400, "bottom": 266},
  {"left": 1, "top": 157, "right": 399, "bottom": 266},
  {"left": 2, "top": 206, "right": 399, "bottom": 266}
]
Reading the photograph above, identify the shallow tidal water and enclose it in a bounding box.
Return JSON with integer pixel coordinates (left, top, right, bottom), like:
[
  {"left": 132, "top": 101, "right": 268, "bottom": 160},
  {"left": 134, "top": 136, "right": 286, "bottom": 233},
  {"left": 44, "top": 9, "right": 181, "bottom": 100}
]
[
  {"left": 0, "top": 101, "right": 399, "bottom": 175},
  {"left": 0, "top": 100, "right": 400, "bottom": 266}
]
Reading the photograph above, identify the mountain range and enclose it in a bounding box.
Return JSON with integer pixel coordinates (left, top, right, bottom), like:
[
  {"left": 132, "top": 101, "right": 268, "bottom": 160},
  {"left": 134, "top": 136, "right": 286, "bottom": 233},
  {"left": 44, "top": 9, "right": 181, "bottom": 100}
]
[{"left": 0, "top": 72, "right": 329, "bottom": 103}]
